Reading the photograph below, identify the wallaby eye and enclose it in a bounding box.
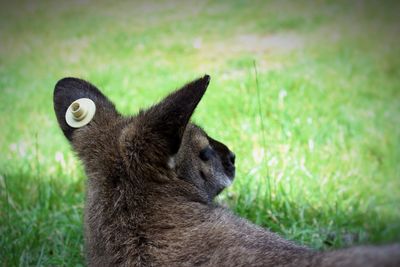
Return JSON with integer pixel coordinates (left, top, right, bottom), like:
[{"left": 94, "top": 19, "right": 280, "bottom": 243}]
[{"left": 199, "top": 147, "right": 214, "bottom": 161}]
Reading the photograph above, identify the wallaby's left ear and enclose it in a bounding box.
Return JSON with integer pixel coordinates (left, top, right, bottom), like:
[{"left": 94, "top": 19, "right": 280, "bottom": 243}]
[
  {"left": 137, "top": 75, "right": 210, "bottom": 156},
  {"left": 53, "top": 77, "right": 119, "bottom": 142}
]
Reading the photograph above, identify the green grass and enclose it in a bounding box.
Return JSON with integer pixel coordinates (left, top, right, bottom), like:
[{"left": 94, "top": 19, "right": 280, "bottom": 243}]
[{"left": 1, "top": 0, "right": 400, "bottom": 265}]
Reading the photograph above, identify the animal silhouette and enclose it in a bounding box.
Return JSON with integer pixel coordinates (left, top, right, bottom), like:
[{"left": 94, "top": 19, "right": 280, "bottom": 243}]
[{"left": 54, "top": 76, "right": 400, "bottom": 266}]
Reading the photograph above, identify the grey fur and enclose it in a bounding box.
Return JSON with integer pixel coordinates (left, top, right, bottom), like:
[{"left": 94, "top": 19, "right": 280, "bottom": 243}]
[{"left": 53, "top": 76, "right": 400, "bottom": 267}]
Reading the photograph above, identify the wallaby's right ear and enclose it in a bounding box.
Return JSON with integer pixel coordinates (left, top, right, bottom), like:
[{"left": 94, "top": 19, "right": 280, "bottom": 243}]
[
  {"left": 124, "top": 75, "right": 210, "bottom": 160},
  {"left": 53, "top": 77, "right": 119, "bottom": 142}
]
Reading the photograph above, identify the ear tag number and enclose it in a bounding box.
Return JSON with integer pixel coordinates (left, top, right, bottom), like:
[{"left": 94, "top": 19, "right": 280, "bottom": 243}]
[{"left": 65, "top": 98, "right": 96, "bottom": 128}]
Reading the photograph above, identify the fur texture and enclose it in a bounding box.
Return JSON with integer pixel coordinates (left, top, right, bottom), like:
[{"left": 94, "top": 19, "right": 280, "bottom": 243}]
[{"left": 54, "top": 76, "right": 400, "bottom": 267}]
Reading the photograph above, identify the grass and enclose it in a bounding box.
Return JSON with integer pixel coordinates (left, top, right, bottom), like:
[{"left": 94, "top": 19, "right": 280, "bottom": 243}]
[{"left": 1, "top": 0, "right": 400, "bottom": 265}]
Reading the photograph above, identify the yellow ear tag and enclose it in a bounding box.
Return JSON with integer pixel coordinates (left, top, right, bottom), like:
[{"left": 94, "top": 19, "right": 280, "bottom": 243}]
[{"left": 65, "top": 98, "right": 96, "bottom": 128}]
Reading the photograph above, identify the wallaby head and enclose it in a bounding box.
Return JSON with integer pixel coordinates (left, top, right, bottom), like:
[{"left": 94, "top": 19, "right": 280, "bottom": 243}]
[
  {"left": 53, "top": 75, "right": 233, "bottom": 201},
  {"left": 176, "top": 124, "right": 235, "bottom": 201},
  {"left": 54, "top": 75, "right": 205, "bottom": 174}
]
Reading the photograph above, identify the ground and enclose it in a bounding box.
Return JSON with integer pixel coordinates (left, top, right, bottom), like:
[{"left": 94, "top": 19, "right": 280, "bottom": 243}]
[{"left": 0, "top": 0, "right": 399, "bottom": 266}]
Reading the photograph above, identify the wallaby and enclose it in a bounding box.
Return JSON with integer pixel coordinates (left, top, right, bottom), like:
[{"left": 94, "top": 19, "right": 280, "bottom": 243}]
[{"left": 53, "top": 76, "right": 400, "bottom": 267}]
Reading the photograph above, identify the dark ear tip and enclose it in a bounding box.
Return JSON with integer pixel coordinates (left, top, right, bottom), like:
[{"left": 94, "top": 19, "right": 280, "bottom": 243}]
[
  {"left": 55, "top": 77, "right": 79, "bottom": 86},
  {"left": 203, "top": 74, "right": 210, "bottom": 85},
  {"left": 54, "top": 77, "right": 80, "bottom": 93},
  {"left": 54, "top": 77, "right": 82, "bottom": 101}
]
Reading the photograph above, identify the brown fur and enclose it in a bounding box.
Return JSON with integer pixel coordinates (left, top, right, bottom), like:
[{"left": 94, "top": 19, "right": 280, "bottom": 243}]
[{"left": 54, "top": 76, "right": 400, "bottom": 266}]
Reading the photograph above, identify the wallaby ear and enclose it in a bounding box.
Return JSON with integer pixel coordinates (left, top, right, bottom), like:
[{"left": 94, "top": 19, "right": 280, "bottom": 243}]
[
  {"left": 138, "top": 75, "right": 210, "bottom": 156},
  {"left": 53, "top": 77, "right": 119, "bottom": 141}
]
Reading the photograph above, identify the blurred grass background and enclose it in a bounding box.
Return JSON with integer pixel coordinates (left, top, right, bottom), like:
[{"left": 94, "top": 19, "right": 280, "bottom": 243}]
[{"left": 1, "top": 0, "right": 400, "bottom": 265}]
